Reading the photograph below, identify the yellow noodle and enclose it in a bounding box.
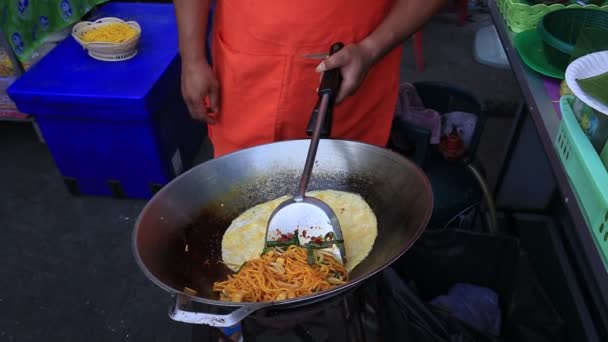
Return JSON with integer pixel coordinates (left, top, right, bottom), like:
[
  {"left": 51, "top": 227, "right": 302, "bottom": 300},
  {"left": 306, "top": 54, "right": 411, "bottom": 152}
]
[
  {"left": 81, "top": 23, "right": 137, "bottom": 43},
  {"left": 213, "top": 245, "right": 347, "bottom": 302}
]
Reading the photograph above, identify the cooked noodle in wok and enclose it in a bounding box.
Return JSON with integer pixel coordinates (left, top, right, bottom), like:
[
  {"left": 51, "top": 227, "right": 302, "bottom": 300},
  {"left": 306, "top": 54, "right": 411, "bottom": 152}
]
[{"left": 213, "top": 245, "right": 347, "bottom": 302}]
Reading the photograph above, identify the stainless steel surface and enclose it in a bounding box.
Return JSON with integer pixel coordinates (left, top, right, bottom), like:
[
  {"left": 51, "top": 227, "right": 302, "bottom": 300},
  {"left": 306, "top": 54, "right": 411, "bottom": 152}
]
[
  {"left": 489, "top": 0, "right": 608, "bottom": 332},
  {"left": 266, "top": 94, "right": 346, "bottom": 262},
  {"left": 266, "top": 198, "right": 346, "bottom": 263},
  {"left": 169, "top": 295, "right": 270, "bottom": 327},
  {"left": 296, "top": 94, "right": 330, "bottom": 201},
  {"left": 133, "top": 139, "right": 433, "bottom": 326}
]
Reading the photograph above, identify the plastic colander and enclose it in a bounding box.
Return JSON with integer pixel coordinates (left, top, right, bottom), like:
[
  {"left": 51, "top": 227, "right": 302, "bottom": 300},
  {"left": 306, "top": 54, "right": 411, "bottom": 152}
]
[{"left": 537, "top": 8, "right": 608, "bottom": 71}]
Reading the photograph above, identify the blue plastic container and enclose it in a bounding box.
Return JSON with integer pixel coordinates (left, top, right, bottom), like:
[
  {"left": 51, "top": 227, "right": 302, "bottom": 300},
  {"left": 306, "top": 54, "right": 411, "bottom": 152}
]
[{"left": 8, "top": 2, "right": 204, "bottom": 199}]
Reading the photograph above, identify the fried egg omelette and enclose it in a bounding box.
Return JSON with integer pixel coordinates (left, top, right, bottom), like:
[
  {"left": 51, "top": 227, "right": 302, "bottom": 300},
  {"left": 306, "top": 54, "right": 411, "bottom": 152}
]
[{"left": 221, "top": 190, "right": 377, "bottom": 273}]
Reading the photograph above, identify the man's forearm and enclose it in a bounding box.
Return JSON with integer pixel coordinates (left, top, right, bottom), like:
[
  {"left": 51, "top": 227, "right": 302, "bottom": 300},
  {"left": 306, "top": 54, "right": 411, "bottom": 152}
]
[
  {"left": 360, "top": 0, "right": 446, "bottom": 64},
  {"left": 174, "top": 0, "right": 210, "bottom": 64}
]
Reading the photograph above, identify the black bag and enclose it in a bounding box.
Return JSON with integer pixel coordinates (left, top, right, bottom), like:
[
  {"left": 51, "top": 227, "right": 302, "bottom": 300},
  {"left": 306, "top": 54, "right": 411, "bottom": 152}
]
[{"left": 388, "top": 230, "right": 566, "bottom": 342}]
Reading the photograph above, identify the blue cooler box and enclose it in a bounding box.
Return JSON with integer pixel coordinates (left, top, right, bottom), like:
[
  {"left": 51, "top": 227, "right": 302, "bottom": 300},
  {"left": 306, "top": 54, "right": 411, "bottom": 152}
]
[{"left": 8, "top": 2, "right": 204, "bottom": 199}]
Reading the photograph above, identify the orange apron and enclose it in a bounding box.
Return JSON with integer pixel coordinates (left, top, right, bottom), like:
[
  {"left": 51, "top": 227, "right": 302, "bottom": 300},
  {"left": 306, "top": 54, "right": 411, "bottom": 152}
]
[{"left": 209, "top": 0, "right": 403, "bottom": 157}]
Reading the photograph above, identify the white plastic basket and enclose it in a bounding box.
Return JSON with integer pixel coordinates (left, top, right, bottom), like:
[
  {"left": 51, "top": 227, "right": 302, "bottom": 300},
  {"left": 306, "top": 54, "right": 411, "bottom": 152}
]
[{"left": 72, "top": 17, "right": 141, "bottom": 62}]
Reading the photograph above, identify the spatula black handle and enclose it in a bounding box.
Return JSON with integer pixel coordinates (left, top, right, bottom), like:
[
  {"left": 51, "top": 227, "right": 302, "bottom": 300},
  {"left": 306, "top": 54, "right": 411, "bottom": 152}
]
[
  {"left": 306, "top": 42, "right": 344, "bottom": 138},
  {"left": 318, "top": 43, "right": 344, "bottom": 96}
]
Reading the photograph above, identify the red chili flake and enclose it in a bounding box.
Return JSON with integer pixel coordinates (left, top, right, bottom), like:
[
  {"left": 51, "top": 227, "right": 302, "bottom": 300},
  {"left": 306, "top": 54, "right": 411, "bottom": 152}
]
[
  {"left": 276, "top": 232, "right": 295, "bottom": 242},
  {"left": 311, "top": 236, "right": 323, "bottom": 244}
]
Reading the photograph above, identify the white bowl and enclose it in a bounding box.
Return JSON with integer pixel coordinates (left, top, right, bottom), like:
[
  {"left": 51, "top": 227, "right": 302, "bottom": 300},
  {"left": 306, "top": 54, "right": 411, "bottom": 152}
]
[
  {"left": 565, "top": 50, "right": 608, "bottom": 116},
  {"left": 72, "top": 17, "right": 141, "bottom": 62}
]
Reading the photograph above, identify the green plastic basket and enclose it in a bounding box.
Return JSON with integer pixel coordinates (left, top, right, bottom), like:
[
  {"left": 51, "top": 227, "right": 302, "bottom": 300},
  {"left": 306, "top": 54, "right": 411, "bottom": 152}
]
[
  {"left": 557, "top": 96, "right": 608, "bottom": 266},
  {"left": 538, "top": 8, "right": 608, "bottom": 70},
  {"left": 526, "top": 0, "right": 569, "bottom": 4},
  {"left": 497, "top": 0, "right": 608, "bottom": 33}
]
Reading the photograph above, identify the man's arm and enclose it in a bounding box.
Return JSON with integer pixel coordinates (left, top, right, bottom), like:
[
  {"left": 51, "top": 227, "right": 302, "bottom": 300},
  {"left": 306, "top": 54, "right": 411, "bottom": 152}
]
[
  {"left": 174, "top": 0, "right": 210, "bottom": 65},
  {"left": 318, "top": 0, "right": 446, "bottom": 103},
  {"left": 174, "top": 0, "right": 219, "bottom": 122},
  {"left": 360, "top": 0, "right": 447, "bottom": 65}
]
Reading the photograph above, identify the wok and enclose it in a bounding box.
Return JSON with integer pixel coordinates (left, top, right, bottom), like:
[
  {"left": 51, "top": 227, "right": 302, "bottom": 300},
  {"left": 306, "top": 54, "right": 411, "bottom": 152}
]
[{"left": 133, "top": 139, "right": 433, "bottom": 327}]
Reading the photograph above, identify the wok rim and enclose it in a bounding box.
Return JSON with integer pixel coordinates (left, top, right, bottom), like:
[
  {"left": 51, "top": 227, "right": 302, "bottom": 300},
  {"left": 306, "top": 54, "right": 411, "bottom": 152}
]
[{"left": 132, "top": 139, "right": 433, "bottom": 308}]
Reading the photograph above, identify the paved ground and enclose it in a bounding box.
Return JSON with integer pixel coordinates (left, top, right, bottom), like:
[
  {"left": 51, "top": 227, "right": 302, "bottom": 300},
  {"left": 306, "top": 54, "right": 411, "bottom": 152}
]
[
  {"left": 0, "top": 122, "right": 193, "bottom": 341},
  {"left": 1, "top": 7, "right": 521, "bottom": 342}
]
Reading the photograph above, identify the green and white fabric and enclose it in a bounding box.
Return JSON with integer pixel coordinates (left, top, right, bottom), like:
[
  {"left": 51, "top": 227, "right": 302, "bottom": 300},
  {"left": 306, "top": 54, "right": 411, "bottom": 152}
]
[{"left": 1, "top": 0, "right": 109, "bottom": 62}]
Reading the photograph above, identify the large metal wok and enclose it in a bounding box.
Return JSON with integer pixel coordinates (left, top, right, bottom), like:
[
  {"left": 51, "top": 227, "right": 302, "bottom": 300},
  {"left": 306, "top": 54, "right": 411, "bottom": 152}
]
[{"left": 133, "top": 139, "right": 433, "bottom": 327}]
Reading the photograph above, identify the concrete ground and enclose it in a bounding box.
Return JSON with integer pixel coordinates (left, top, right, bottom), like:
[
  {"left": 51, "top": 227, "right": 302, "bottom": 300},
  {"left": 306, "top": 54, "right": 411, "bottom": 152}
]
[{"left": 1, "top": 8, "right": 522, "bottom": 342}]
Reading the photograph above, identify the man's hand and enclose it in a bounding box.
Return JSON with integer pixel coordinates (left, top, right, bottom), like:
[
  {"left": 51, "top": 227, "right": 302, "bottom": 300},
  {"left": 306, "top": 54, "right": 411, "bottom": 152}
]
[
  {"left": 174, "top": 0, "right": 215, "bottom": 123},
  {"left": 315, "top": 43, "right": 375, "bottom": 104},
  {"left": 181, "top": 59, "right": 219, "bottom": 124}
]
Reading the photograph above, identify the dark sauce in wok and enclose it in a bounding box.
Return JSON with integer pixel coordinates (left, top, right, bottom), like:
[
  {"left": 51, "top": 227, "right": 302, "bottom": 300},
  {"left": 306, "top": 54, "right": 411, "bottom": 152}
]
[{"left": 166, "top": 206, "right": 234, "bottom": 298}]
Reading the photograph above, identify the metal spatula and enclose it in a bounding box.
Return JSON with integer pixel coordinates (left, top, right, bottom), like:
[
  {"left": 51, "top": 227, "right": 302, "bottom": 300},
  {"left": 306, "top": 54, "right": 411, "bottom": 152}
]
[{"left": 265, "top": 43, "right": 347, "bottom": 264}]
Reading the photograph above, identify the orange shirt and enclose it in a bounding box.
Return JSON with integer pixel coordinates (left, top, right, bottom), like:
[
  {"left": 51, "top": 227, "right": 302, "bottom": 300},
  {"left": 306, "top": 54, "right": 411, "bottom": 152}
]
[{"left": 209, "top": 0, "right": 403, "bottom": 157}]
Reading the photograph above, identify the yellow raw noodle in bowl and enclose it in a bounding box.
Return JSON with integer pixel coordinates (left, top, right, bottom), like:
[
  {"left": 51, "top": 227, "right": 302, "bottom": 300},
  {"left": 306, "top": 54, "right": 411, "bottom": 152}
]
[
  {"left": 221, "top": 190, "right": 377, "bottom": 273},
  {"left": 81, "top": 23, "right": 138, "bottom": 44}
]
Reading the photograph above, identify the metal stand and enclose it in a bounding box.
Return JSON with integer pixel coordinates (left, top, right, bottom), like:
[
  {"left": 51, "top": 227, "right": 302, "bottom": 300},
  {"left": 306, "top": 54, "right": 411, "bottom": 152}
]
[{"left": 489, "top": 0, "right": 608, "bottom": 339}]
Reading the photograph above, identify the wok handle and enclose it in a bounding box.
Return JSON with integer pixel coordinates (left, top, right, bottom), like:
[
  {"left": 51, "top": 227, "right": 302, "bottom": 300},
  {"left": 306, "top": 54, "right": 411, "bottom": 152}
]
[
  {"left": 306, "top": 42, "right": 344, "bottom": 138},
  {"left": 168, "top": 294, "right": 269, "bottom": 327}
]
